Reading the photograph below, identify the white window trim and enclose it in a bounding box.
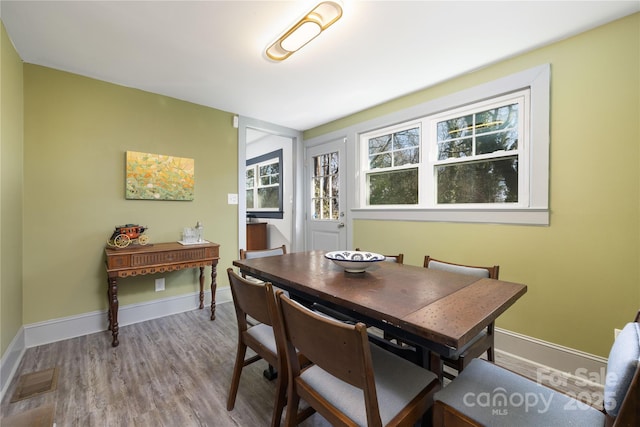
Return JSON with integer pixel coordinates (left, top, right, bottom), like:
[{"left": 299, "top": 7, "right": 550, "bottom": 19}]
[
  {"left": 352, "top": 64, "right": 550, "bottom": 226},
  {"left": 246, "top": 148, "right": 284, "bottom": 218},
  {"left": 360, "top": 120, "right": 422, "bottom": 207},
  {"left": 426, "top": 90, "right": 529, "bottom": 209},
  {"left": 247, "top": 158, "right": 280, "bottom": 212}
]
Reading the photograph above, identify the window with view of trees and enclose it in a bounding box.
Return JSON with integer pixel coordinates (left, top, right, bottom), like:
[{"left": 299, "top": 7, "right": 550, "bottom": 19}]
[
  {"left": 312, "top": 151, "right": 340, "bottom": 220},
  {"left": 246, "top": 149, "right": 283, "bottom": 219},
  {"left": 361, "top": 90, "right": 528, "bottom": 208},
  {"left": 348, "top": 64, "right": 548, "bottom": 224},
  {"left": 366, "top": 126, "right": 420, "bottom": 205},
  {"left": 432, "top": 93, "right": 525, "bottom": 204}
]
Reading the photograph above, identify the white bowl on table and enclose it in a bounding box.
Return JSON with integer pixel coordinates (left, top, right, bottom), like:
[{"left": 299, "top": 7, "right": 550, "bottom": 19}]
[{"left": 324, "top": 250, "right": 385, "bottom": 273}]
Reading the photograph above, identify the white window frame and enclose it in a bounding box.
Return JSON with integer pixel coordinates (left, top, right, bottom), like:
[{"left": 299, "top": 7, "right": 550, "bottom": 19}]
[
  {"left": 426, "top": 90, "right": 529, "bottom": 208},
  {"left": 360, "top": 121, "right": 423, "bottom": 208},
  {"left": 246, "top": 160, "right": 277, "bottom": 211},
  {"left": 246, "top": 149, "right": 283, "bottom": 217},
  {"left": 352, "top": 64, "right": 550, "bottom": 225}
]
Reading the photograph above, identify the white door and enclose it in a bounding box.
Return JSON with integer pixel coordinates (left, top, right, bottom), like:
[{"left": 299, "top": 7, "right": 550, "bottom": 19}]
[{"left": 305, "top": 139, "right": 347, "bottom": 251}]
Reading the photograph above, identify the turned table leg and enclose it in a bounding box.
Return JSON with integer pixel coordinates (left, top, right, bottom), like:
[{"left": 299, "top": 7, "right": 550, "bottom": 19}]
[
  {"left": 210, "top": 261, "right": 218, "bottom": 320},
  {"left": 108, "top": 276, "right": 119, "bottom": 347},
  {"left": 107, "top": 279, "right": 112, "bottom": 331},
  {"left": 198, "top": 266, "right": 205, "bottom": 309}
]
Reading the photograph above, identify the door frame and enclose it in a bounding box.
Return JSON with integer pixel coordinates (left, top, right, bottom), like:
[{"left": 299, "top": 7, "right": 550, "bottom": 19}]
[{"left": 237, "top": 116, "right": 304, "bottom": 253}]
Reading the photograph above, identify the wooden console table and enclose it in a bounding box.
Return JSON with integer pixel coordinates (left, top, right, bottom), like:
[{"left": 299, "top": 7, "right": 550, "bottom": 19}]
[{"left": 105, "top": 241, "right": 220, "bottom": 347}]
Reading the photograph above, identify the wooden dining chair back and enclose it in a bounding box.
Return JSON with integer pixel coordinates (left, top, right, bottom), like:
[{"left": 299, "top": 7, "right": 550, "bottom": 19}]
[
  {"left": 423, "top": 255, "right": 500, "bottom": 380},
  {"left": 355, "top": 248, "right": 403, "bottom": 264},
  {"left": 433, "top": 311, "right": 640, "bottom": 427},
  {"left": 239, "top": 244, "right": 286, "bottom": 260},
  {"left": 226, "top": 268, "right": 288, "bottom": 427},
  {"left": 239, "top": 245, "right": 287, "bottom": 282},
  {"left": 423, "top": 256, "right": 499, "bottom": 280},
  {"left": 274, "top": 290, "right": 439, "bottom": 427},
  {"left": 384, "top": 253, "right": 404, "bottom": 264}
]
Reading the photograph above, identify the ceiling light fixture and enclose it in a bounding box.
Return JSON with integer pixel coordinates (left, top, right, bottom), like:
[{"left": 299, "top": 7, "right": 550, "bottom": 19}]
[{"left": 266, "top": 1, "right": 343, "bottom": 61}]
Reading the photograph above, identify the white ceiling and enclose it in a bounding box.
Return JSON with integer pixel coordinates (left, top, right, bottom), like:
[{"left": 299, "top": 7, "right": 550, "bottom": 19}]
[{"left": 2, "top": 1, "right": 638, "bottom": 131}]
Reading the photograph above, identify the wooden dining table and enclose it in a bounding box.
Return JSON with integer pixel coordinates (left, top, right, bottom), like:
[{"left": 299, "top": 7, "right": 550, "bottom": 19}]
[{"left": 233, "top": 250, "right": 527, "bottom": 376}]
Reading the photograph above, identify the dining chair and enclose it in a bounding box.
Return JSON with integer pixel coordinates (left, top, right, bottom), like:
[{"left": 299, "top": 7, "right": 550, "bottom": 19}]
[
  {"left": 273, "top": 289, "right": 440, "bottom": 427},
  {"left": 239, "top": 244, "right": 287, "bottom": 260},
  {"left": 433, "top": 311, "right": 640, "bottom": 427},
  {"left": 355, "top": 248, "right": 404, "bottom": 264},
  {"left": 423, "top": 255, "right": 499, "bottom": 381},
  {"left": 226, "top": 268, "right": 294, "bottom": 427},
  {"left": 239, "top": 245, "right": 287, "bottom": 286}
]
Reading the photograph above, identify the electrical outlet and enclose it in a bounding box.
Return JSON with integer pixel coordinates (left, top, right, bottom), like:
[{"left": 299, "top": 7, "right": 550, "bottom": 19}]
[
  {"left": 155, "top": 278, "right": 165, "bottom": 292},
  {"left": 614, "top": 328, "right": 622, "bottom": 339}
]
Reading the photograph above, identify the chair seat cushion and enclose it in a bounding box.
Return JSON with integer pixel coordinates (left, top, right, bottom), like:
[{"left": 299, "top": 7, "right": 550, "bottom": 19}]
[
  {"left": 604, "top": 321, "right": 640, "bottom": 416},
  {"left": 435, "top": 359, "right": 605, "bottom": 427},
  {"left": 246, "top": 323, "right": 277, "bottom": 355},
  {"left": 300, "top": 342, "right": 437, "bottom": 426}
]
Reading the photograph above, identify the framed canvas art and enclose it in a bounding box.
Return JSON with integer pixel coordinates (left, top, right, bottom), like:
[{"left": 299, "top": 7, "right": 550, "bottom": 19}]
[{"left": 126, "top": 151, "right": 194, "bottom": 200}]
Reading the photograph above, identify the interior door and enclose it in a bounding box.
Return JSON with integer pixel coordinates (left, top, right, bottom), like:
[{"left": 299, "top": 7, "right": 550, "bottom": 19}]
[{"left": 305, "top": 138, "right": 347, "bottom": 251}]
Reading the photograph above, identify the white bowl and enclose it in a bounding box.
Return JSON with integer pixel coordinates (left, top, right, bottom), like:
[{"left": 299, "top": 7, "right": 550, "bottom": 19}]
[{"left": 325, "top": 250, "right": 385, "bottom": 273}]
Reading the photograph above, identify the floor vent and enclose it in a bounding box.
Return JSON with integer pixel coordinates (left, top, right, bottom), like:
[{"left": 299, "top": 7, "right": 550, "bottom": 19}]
[{"left": 10, "top": 367, "right": 58, "bottom": 403}]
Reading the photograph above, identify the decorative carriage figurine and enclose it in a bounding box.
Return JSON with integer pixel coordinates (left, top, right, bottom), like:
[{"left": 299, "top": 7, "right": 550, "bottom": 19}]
[{"left": 107, "top": 224, "right": 149, "bottom": 248}]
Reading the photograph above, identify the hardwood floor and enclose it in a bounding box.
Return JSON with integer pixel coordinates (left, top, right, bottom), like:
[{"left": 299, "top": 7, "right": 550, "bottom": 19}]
[{"left": 1, "top": 302, "right": 603, "bottom": 426}]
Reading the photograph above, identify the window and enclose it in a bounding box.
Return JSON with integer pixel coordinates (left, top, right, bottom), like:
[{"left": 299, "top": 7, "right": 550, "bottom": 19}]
[
  {"left": 246, "top": 149, "right": 283, "bottom": 219},
  {"left": 311, "top": 151, "right": 340, "bottom": 220},
  {"left": 362, "top": 91, "right": 527, "bottom": 208},
  {"left": 352, "top": 65, "right": 549, "bottom": 225},
  {"left": 430, "top": 92, "right": 527, "bottom": 206},
  {"left": 365, "top": 124, "right": 421, "bottom": 205}
]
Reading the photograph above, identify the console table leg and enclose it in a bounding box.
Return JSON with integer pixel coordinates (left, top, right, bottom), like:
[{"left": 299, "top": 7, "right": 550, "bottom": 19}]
[
  {"left": 108, "top": 276, "right": 119, "bottom": 347},
  {"left": 210, "top": 262, "right": 218, "bottom": 320},
  {"left": 198, "top": 266, "right": 205, "bottom": 309},
  {"left": 106, "top": 280, "right": 112, "bottom": 331}
]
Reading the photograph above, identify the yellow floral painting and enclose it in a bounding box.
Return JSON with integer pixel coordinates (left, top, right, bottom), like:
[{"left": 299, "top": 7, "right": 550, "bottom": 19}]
[{"left": 126, "top": 151, "right": 194, "bottom": 200}]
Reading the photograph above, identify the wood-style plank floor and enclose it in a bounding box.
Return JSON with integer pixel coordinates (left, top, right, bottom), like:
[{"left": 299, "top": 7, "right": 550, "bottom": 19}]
[{"left": 1, "top": 302, "right": 603, "bottom": 426}]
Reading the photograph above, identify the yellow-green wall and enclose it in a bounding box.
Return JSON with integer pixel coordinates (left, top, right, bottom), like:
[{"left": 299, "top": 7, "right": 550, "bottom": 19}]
[
  {"left": 1, "top": 21, "right": 24, "bottom": 356},
  {"left": 2, "top": 13, "right": 638, "bottom": 362},
  {"left": 22, "top": 65, "right": 238, "bottom": 324},
  {"left": 306, "top": 14, "right": 640, "bottom": 358}
]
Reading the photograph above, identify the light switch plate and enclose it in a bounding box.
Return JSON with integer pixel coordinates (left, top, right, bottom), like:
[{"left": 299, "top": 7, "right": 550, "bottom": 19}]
[{"left": 228, "top": 193, "right": 238, "bottom": 204}]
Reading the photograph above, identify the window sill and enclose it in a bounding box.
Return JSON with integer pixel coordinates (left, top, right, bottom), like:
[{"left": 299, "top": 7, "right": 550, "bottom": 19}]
[
  {"left": 350, "top": 207, "right": 549, "bottom": 226},
  {"left": 247, "top": 211, "right": 284, "bottom": 220}
]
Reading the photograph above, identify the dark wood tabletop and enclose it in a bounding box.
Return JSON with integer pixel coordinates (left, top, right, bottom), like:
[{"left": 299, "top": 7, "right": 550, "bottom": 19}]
[{"left": 233, "top": 250, "right": 527, "bottom": 353}]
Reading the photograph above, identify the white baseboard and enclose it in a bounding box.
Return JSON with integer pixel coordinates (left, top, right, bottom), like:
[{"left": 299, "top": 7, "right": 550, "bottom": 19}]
[
  {"left": 2, "top": 295, "right": 605, "bottom": 402},
  {"left": 495, "top": 327, "right": 607, "bottom": 387},
  {"left": 0, "top": 287, "right": 232, "bottom": 401},
  {"left": 0, "top": 327, "right": 26, "bottom": 401},
  {"left": 23, "top": 288, "right": 231, "bottom": 348}
]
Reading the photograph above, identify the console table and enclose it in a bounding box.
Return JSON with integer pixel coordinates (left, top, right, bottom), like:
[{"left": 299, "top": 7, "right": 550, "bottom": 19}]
[{"left": 105, "top": 241, "right": 220, "bottom": 347}]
